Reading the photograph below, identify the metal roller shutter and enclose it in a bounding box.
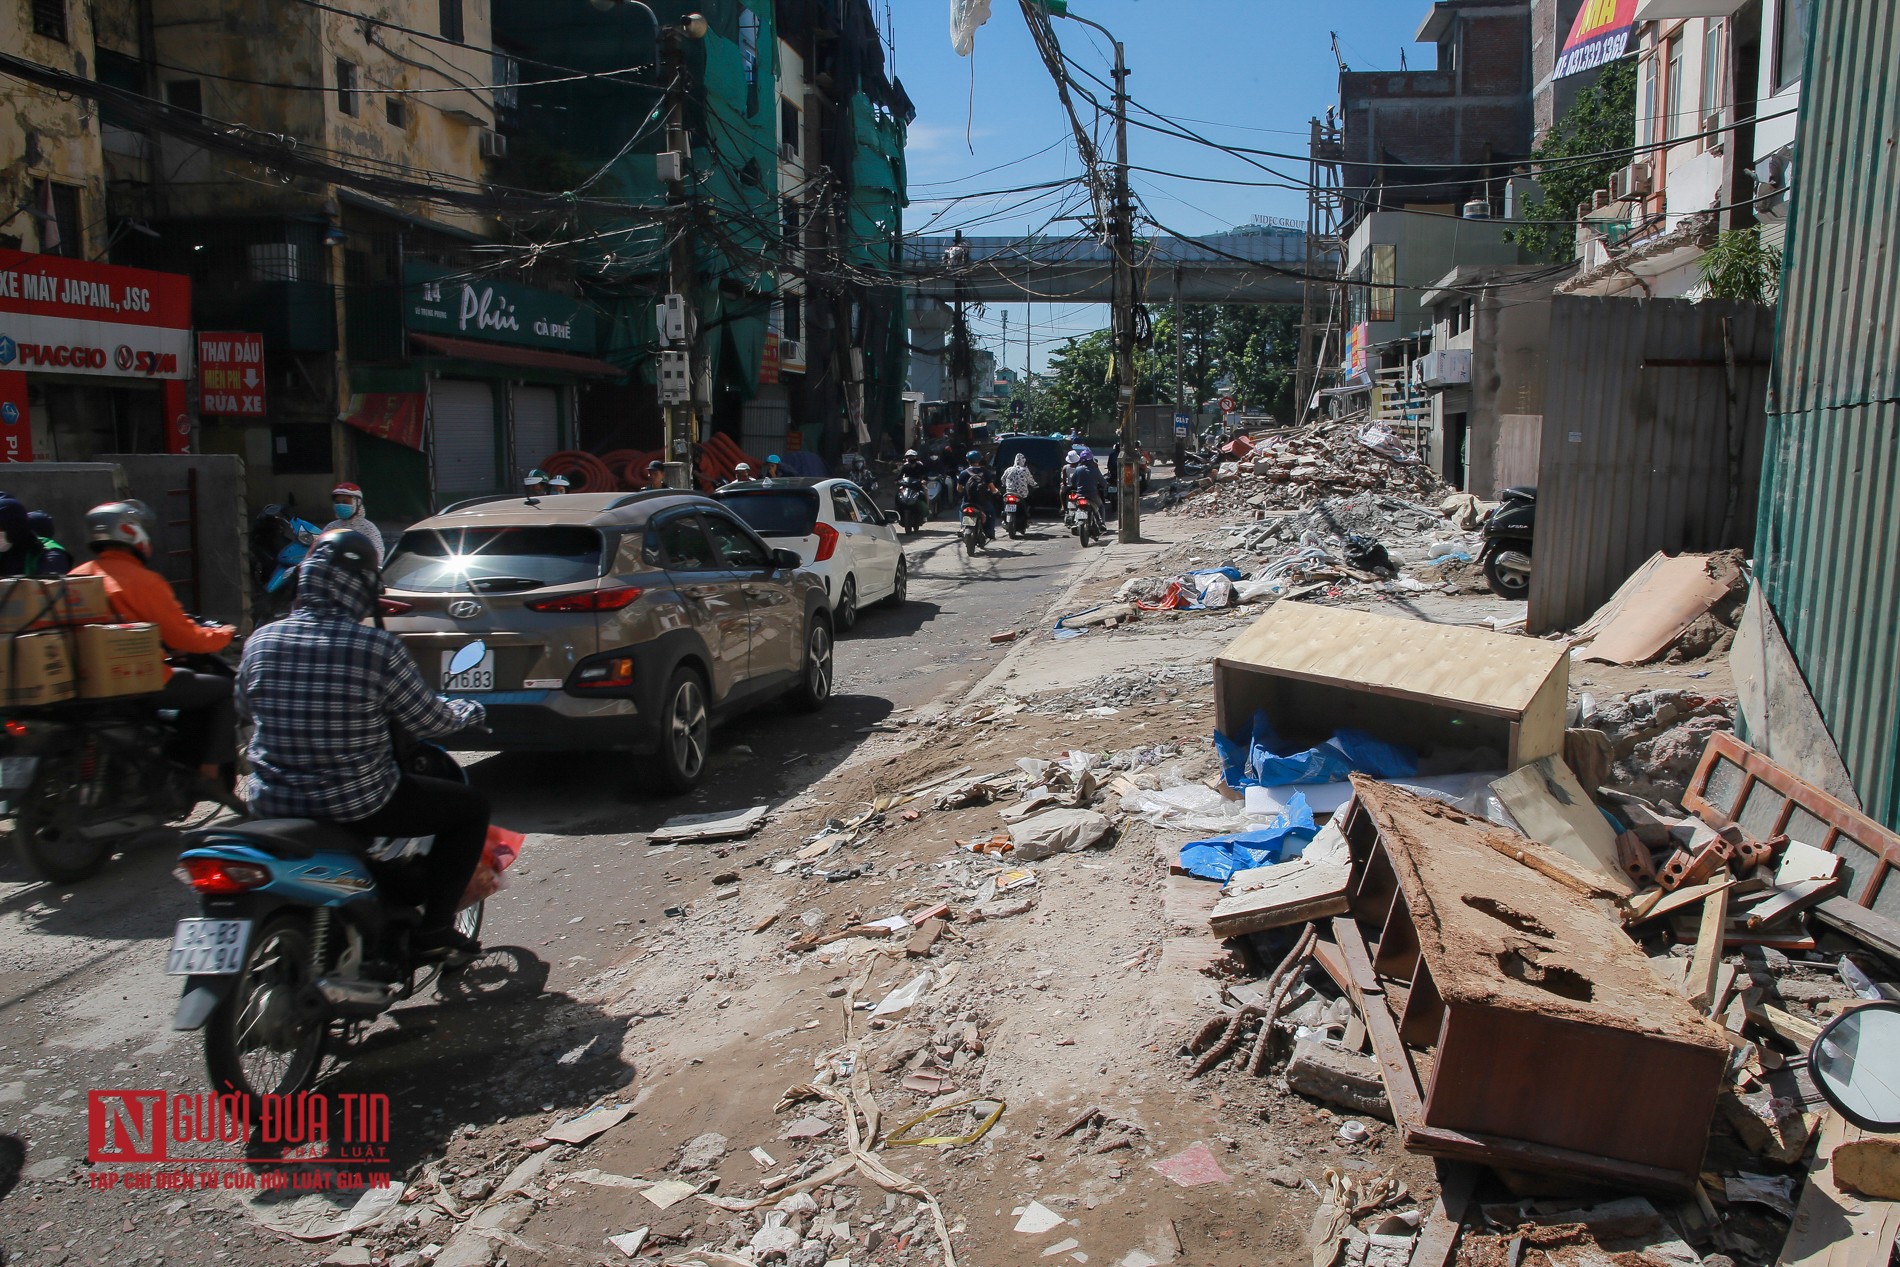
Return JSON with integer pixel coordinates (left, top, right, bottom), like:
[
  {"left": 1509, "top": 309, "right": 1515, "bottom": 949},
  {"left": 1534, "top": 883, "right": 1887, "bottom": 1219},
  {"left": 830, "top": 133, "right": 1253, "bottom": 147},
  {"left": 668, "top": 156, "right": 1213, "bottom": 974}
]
[
  {"left": 513, "top": 385, "right": 560, "bottom": 479},
  {"left": 742, "top": 387, "right": 791, "bottom": 460},
  {"left": 431, "top": 379, "right": 498, "bottom": 499}
]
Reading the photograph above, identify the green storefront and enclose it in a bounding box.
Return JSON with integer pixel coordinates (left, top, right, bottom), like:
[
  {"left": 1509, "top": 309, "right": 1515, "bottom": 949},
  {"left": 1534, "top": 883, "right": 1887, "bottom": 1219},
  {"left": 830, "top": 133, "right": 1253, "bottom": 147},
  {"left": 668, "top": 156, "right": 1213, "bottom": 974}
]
[{"left": 346, "top": 263, "right": 622, "bottom": 519}]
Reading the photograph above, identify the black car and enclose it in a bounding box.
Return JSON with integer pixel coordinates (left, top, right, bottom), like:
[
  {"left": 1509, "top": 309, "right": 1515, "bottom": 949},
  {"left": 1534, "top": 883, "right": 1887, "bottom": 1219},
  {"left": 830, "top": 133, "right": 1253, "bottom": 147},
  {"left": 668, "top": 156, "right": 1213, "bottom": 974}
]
[{"left": 992, "top": 434, "right": 1071, "bottom": 511}]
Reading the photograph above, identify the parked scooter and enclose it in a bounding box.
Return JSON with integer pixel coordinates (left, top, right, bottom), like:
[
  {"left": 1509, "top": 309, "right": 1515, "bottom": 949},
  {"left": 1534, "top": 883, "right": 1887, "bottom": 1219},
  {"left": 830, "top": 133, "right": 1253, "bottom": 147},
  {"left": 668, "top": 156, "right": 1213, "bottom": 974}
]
[
  {"left": 1001, "top": 492, "right": 1028, "bottom": 539},
  {"left": 925, "top": 473, "right": 950, "bottom": 519},
  {"left": 1480, "top": 486, "right": 1535, "bottom": 599},
  {"left": 170, "top": 681, "right": 509, "bottom": 1103},
  {"left": 895, "top": 476, "right": 928, "bottom": 534},
  {"left": 1065, "top": 492, "right": 1102, "bottom": 548},
  {"left": 250, "top": 506, "right": 321, "bottom": 621}
]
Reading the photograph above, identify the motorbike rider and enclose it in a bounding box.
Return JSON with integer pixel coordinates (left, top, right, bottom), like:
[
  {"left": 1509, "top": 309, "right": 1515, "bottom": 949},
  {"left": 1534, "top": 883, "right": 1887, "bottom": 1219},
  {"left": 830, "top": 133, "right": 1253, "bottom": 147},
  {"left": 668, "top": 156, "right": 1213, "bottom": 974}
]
[
  {"left": 898, "top": 448, "right": 927, "bottom": 484},
  {"left": 1063, "top": 449, "right": 1106, "bottom": 532},
  {"left": 723, "top": 462, "right": 753, "bottom": 488},
  {"left": 1002, "top": 452, "right": 1037, "bottom": 522},
  {"left": 0, "top": 496, "right": 72, "bottom": 577},
  {"left": 323, "top": 483, "right": 384, "bottom": 561},
  {"left": 643, "top": 459, "right": 667, "bottom": 491},
  {"left": 237, "top": 529, "right": 489, "bottom": 959},
  {"left": 957, "top": 449, "right": 999, "bottom": 545},
  {"left": 762, "top": 454, "right": 785, "bottom": 479},
  {"left": 71, "top": 501, "right": 237, "bottom": 784}
]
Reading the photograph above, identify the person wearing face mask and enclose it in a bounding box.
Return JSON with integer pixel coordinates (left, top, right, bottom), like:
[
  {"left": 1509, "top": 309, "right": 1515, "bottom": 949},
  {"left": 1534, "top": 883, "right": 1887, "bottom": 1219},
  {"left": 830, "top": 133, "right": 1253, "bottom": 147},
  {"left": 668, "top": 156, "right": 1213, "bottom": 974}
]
[
  {"left": 323, "top": 483, "right": 383, "bottom": 561},
  {"left": 0, "top": 496, "right": 72, "bottom": 577}
]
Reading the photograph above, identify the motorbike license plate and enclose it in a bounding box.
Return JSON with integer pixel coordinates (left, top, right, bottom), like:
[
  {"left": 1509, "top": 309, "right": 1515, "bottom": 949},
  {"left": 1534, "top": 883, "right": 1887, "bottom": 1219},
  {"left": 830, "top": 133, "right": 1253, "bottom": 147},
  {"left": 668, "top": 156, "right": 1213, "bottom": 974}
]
[
  {"left": 166, "top": 919, "right": 252, "bottom": 975},
  {"left": 441, "top": 649, "right": 496, "bottom": 693},
  {"left": 0, "top": 756, "right": 39, "bottom": 789}
]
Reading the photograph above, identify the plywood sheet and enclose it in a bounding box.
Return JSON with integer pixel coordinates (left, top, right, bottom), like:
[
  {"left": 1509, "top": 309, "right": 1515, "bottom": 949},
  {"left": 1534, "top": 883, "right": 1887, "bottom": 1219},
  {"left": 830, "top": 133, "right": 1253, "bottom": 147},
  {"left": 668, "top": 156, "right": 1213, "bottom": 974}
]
[
  {"left": 1216, "top": 603, "right": 1569, "bottom": 718},
  {"left": 1578, "top": 552, "right": 1735, "bottom": 665},
  {"left": 1778, "top": 1113, "right": 1900, "bottom": 1267}
]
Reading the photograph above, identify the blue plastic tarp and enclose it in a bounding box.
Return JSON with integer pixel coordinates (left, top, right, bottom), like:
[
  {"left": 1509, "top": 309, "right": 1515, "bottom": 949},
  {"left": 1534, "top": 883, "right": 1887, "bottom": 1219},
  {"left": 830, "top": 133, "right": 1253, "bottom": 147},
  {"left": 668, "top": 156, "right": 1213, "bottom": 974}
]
[
  {"left": 1177, "top": 793, "right": 1317, "bottom": 881},
  {"left": 1214, "top": 712, "right": 1419, "bottom": 789}
]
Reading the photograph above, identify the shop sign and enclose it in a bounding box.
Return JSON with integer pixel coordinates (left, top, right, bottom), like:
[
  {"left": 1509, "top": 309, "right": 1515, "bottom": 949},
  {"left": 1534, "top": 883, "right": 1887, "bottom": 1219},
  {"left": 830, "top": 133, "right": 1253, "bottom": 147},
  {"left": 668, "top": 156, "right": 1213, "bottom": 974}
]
[
  {"left": 342, "top": 393, "right": 426, "bottom": 451},
  {"left": 0, "top": 250, "right": 192, "bottom": 381},
  {"left": 403, "top": 264, "right": 595, "bottom": 354},
  {"left": 197, "top": 332, "right": 266, "bottom": 416}
]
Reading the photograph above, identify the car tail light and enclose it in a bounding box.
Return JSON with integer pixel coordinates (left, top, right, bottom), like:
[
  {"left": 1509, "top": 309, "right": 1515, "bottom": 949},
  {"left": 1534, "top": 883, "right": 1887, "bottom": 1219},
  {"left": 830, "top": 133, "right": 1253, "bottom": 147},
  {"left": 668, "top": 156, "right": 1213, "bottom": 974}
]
[
  {"left": 377, "top": 598, "right": 413, "bottom": 616},
  {"left": 4, "top": 720, "right": 25, "bottom": 738},
  {"left": 173, "top": 857, "right": 270, "bottom": 895},
  {"left": 526, "top": 586, "right": 643, "bottom": 613},
  {"left": 811, "top": 521, "right": 840, "bottom": 563},
  {"left": 574, "top": 657, "right": 635, "bottom": 689}
]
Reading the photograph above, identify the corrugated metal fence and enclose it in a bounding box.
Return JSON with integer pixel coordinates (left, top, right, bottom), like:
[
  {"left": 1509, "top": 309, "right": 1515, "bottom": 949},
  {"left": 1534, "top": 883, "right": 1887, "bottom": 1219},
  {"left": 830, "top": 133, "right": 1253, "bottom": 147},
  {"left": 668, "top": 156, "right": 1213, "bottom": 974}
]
[
  {"left": 1527, "top": 295, "right": 1774, "bottom": 632},
  {"left": 1755, "top": 0, "right": 1900, "bottom": 829}
]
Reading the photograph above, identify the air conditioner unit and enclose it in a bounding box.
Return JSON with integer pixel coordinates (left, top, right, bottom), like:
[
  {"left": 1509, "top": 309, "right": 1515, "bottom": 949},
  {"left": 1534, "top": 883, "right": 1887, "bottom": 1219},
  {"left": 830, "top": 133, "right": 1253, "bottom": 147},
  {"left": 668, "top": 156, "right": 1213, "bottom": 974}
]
[
  {"left": 780, "top": 141, "right": 799, "bottom": 163},
  {"left": 1415, "top": 349, "right": 1471, "bottom": 387},
  {"left": 1608, "top": 160, "right": 1653, "bottom": 202},
  {"left": 1703, "top": 110, "right": 1725, "bottom": 152},
  {"left": 778, "top": 339, "right": 805, "bottom": 366},
  {"left": 478, "top": 129, "right": 508, "bottom": 159}
]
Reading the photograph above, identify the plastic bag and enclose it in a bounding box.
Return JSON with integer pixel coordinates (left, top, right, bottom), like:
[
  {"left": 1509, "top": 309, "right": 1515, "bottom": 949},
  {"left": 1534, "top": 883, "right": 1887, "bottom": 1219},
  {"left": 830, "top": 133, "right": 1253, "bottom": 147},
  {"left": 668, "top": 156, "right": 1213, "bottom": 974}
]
[
  {"left": 1250, "top": 710, "right": 1353, "bottom": 786},
  {"left": 1329, "top": 729, "right": 1419, "bottom": 779},
  {"left": 458, "top": 824, "right": 526, "bottom": 909}
]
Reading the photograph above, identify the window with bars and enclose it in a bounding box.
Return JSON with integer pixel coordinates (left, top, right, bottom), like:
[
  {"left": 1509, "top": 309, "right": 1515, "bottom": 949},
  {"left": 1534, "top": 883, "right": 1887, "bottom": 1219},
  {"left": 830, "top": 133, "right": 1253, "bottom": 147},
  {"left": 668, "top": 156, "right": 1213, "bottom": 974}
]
[
  {"left": 31, "top": 0, "right": 66, "bottom": 41},
  {"left": 336, "top": 60, "right": 358, "bottom": 116}
]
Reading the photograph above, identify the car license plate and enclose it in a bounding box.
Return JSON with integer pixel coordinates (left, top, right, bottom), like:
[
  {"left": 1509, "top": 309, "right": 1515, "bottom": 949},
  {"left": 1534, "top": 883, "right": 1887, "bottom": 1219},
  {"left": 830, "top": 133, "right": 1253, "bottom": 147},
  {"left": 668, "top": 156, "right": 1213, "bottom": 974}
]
[
  {"left": 166, "top": 919, "right": 252, "bottom": 976},
  {"left": 441, "top": 649, "right": 496, "bottom": 693},
  {"left": 0, "top": 756, "right": 39, "bottom": 789}
]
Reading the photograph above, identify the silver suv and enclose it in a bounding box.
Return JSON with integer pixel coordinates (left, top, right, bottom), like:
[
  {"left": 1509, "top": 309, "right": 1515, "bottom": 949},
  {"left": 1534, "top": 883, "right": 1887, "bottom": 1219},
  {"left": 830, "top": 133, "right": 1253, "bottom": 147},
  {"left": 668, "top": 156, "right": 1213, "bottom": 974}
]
[{"left": 379, "top": 490, "right": 833, "bottom": 791}]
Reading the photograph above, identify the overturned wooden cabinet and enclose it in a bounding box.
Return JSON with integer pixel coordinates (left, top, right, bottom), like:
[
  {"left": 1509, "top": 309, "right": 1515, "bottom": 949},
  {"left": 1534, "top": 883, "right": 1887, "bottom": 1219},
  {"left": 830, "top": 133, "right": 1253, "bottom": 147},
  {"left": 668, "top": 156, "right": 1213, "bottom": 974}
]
[{"left": 1331, "top": 777, "right": 1729, "bottom": 1192}]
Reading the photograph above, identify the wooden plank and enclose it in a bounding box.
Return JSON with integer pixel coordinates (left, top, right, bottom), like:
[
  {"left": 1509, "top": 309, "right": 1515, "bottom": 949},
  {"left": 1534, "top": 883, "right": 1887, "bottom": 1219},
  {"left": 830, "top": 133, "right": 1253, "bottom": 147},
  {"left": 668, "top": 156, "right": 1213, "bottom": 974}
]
[
  {"left": 1330, "top": 916, "right": 1426, "bottom": 1129},
  {"left": 1475, "top": 827, "right": 1628, "bottom": 900},
  {"left": 1490, "top": 756, "right": 1634, "bottom": 893},
  {"left": 1750, "top": 1002, "right": 1823, "bottom": 1048},
  {"left": 1748, "top": 877, "right": 1843, "bottom": 930},
  {"left": 1409, "top": 1161, "right": 1480, "bottom": 1267},
  {"left": 1209, "top": 860, "right": 1351, "bottom": 938},
  {"left": 1632, "top": 876, "right": 1738, "bottom": 925},
  {"left": 1778, "top": 1113, "right": 1900, "bottom": 1267},
  {"left": 1686, "top": 885, "right": 1731, "bottom": 1011},
  {"left": 1813, "top": 898, "right": 1900, "bottom": 961}
]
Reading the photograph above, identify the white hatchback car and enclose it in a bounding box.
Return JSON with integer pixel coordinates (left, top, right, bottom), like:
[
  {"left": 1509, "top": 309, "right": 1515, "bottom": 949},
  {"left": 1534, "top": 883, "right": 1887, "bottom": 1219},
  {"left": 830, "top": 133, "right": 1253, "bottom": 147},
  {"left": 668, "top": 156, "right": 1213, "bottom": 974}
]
[{"left": 713, "top": 478, "right": 905, "bottom": 630}]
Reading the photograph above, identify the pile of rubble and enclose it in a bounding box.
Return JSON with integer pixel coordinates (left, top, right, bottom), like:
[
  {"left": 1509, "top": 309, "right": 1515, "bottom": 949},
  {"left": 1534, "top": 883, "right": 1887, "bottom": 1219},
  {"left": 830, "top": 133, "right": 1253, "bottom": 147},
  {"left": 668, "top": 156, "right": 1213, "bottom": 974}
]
[
  {"left": 1583, "top": 689, "right": 1738, "bottom": 804},
  {"left": 1019, "top": 664, "right": 1213, "bottom": 714},
  {"left": 1231, "top": 494, "right": 1465, "bottom": 567},
  {"left": 1200, "top": 422, "right": 1449, "bottom": 509}
]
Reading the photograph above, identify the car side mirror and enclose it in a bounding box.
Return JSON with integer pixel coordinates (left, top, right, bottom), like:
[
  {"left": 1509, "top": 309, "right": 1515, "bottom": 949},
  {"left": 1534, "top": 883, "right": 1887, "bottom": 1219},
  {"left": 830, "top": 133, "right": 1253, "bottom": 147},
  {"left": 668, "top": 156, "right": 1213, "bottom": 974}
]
[
  {"left": 884, "top": 511, "right": 900, "bottom": 526},
  {"left": 1811, "top": 1001, "right": 1900, "bottom": 1130},
  {"left": 771, "top": 547, "right": 804, "bottom": 569}
]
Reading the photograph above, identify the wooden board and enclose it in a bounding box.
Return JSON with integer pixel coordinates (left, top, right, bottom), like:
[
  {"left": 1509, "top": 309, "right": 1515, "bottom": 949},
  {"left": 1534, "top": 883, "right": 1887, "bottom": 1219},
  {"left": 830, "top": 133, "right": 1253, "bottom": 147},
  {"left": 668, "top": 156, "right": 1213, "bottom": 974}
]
[
  {"left": 1216, "top": 603, "right": 1568, "bottom": 717},
  {"left": 1777, "top": 1113, "right": 1900, "bottom": 1267},
  {"left": 1209, "top": 860, "right": 1350, "bottom": 938},
  {"left": 1491, "top": 756, "right": 1634, "bottom": 894},
  {"left": 1578, "top": 552, "right": 1734, "bottom": 666},
  {"left": 1685, "top": 885, "right": 1730, "bottom": 1011},
  {"left": 1748, "top": 877, "right": 1842, "bottom": 930}
]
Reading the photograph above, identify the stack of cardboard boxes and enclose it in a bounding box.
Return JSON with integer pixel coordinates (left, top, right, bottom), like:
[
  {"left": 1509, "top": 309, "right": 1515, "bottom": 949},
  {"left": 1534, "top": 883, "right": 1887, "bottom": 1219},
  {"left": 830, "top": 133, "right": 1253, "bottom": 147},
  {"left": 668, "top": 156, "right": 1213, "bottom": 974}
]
[{"left": 0, "top": 577, "right": 170, "bottom": 704}]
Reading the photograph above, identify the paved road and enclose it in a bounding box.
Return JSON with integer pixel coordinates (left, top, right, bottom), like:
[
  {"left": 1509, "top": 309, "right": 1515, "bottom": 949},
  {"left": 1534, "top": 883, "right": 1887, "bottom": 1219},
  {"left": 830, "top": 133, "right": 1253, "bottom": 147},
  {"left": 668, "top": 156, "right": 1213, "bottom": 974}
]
[{"left": 0, "top": 512, "right": 1094, "bottom": 1260}]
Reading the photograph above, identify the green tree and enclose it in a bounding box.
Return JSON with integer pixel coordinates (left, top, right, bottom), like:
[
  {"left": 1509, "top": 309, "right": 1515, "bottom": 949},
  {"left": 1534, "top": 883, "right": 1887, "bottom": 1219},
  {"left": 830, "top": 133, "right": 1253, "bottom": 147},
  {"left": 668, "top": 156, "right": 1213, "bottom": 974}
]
[
  {"left": 1509, "top": 59, "right": 1638, "bottom": 261},
  {"left": 1023, "top": 329, "right": 1117, "bottom": 437},
  {"left": 1699, "top": 227, "right": 1782, "bottom": 304}
]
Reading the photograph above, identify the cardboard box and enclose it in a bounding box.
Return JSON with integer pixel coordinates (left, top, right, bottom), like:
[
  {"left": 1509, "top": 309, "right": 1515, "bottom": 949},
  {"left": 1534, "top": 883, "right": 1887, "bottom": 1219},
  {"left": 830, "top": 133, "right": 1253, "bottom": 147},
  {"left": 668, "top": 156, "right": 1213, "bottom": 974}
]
[
  {"left": 8, "top": 630, "right": 77, "bottom": 706},
  {"left": 75, "top": 622, "right": 166, "bottom": 699},
  {"left": 46, "top": 574, "right": 114, "bottom": 626},
  {"left": 0, "top": 575, "right": 117, "bottom": 633}
]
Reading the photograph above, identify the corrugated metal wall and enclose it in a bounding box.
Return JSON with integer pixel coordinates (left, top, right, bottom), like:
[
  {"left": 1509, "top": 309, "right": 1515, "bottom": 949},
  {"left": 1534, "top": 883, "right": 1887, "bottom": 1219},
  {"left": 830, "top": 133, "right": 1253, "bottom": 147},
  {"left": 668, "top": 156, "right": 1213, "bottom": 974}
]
[
  {"left": 1527, "top": 295, "right": 1775, "bottom": 632},
  {"left": 1755, "top": 0, "right": 1900, "bottom": 829}
]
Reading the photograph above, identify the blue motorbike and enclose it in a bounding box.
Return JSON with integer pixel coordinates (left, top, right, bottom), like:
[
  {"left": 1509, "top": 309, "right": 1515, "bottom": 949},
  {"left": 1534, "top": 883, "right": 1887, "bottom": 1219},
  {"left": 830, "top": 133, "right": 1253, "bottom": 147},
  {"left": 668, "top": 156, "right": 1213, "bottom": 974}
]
[
  {"left": 169, "top": 719, "right": 494, "bottom": 1103},
  {"left": 249, "top": 507, "right": 321, "bottom": 622}
]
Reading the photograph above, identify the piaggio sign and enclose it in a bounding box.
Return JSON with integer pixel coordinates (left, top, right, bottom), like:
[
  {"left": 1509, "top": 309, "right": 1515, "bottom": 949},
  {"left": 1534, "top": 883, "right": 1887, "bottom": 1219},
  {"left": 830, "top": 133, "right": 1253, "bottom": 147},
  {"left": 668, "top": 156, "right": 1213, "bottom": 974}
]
[
  {"left": 0, "top": 250, "right": 192, "bottom": 382},
  {"left": 197, "top": 332, "right": 266, "bottom": 416}
]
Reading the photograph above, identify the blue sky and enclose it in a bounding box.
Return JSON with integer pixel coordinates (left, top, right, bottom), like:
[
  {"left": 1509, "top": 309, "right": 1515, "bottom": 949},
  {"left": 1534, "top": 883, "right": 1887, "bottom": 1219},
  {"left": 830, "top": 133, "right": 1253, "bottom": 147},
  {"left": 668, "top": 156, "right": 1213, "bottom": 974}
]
[{"left": 886, "top": 0, "right": 1433, "bottom": 375}]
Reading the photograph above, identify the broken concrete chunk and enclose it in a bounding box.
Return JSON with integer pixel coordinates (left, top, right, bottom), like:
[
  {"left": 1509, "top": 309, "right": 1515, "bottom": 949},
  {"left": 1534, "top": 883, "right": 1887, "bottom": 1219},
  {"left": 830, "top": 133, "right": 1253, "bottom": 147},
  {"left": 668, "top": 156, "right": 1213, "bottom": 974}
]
[
  {"left": 676, "top": 1131, "right": 728, "bottom": 1173},
  {"left": 1209, "top": 857, "right": 1350, "bottom": 938},
  {"left": 1286, "top": 1038, "right": 1392, "bottom": 1121}
]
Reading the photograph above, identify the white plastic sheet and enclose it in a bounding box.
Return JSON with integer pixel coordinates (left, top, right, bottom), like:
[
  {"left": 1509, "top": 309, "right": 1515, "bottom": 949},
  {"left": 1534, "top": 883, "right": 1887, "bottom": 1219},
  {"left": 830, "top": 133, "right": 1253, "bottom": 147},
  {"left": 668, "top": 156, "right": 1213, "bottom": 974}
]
[{"left": 950, "top": 0, "right": 993, "bottom": 55}]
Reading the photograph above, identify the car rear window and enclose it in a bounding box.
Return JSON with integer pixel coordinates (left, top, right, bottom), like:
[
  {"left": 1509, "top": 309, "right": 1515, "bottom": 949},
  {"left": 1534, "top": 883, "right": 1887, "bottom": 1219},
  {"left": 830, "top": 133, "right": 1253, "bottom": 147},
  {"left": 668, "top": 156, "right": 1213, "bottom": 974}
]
[
  {"left": 717, "top": 489, "right": 820, "bottom": 537},
  {"left": 384, "top": 526, "right": 607, "bottom": 593},
  {"left": 996, "top": 437, "right": 1067, "bottom": 469}
]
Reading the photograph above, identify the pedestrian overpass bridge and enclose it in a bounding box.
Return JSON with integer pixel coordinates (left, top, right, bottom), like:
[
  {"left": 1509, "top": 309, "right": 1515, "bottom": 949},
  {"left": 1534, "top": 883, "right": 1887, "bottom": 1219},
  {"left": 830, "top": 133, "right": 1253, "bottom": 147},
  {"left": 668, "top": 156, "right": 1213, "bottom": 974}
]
[{"left": 898, "top": 227, "right": 1322, "bottom": 305}]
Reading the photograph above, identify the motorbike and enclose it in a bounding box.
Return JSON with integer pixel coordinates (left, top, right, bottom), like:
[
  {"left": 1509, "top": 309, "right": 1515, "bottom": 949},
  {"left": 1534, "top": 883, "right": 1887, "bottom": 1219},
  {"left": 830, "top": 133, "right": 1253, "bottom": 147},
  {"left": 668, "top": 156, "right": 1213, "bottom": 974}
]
[
  {"left": 925, "top": 473, "right": 949, "bottom": 519},
  {"left": 1, "top": 649, "right": 236, "bottom": 883},
  {"left": 250, "top": 507, "right": 321, "bottom": 621},
  {"left": 839, "top": 452, "right": 879, "bottom": 492},
  {"left": 170, "top": 708, "right": 506, "bottom": 1104},
  {"left": 1001, "top": 493, "right": 1028, "bottom": 539},
  {"left": 959, "top": 504, "right": 987, "bottom": 558},
  {"left": 895, "top": 477, "right": 928, "bottom": 534},
  {"left": 1065, "top": 492, "right": 1101, "bottom": 548},
  {"left": 1480, "top": 486, "right": 1536, "bottom": 599}
]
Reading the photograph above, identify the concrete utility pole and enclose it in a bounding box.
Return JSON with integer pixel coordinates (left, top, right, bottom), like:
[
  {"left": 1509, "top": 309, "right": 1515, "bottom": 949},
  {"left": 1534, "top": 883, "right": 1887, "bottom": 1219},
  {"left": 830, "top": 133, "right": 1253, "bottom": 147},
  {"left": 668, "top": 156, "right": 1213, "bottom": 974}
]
[
  {"left": 1056, "top": 7, "right": 1139, "bottom": 542},
  {"left": 638, "top": 7, "right": 707, "bottom": 488}
]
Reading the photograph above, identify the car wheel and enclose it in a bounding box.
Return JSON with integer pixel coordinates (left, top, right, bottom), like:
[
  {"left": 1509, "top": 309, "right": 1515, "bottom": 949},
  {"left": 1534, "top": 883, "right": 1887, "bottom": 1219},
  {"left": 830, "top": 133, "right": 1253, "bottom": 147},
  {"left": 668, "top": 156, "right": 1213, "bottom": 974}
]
[
  {"left": 884, "top": 555, "right": 907, "bottom": 607},
  {"left": 786, "top": 616, "right": 833, "bottom": 713},
  {"left": 835, "top": 575, "right": 858, "bottom": 632},
  {"left": 650, "top": 668, "right": 710, "bottom": 794}
]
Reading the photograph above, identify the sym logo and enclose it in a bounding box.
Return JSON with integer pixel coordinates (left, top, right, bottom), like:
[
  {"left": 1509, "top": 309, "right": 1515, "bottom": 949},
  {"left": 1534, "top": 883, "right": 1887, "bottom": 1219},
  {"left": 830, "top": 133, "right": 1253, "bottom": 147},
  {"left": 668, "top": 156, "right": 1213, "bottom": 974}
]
[
  {"left": 448, "top": 600, "right": 482, "bottom": 620},
  {"left": 0, "top": 335, "right": 15, "bottom": 366}
]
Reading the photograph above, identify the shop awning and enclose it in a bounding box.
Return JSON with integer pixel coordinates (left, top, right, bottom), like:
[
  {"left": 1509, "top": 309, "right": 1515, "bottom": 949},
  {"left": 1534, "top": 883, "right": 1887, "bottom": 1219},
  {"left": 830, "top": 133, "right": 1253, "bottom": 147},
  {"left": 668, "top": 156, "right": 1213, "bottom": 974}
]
[{"left": 409, "top": 332, "right": 625, "bottom": 378}]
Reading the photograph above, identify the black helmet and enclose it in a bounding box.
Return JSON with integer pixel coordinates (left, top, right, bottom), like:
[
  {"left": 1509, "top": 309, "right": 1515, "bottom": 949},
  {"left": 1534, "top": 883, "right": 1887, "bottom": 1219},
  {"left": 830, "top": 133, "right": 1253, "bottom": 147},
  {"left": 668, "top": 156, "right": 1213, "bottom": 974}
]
[{"left": 308, "top": 528, "right": 381, "bottom": 585}]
